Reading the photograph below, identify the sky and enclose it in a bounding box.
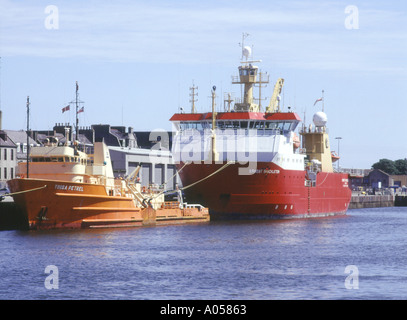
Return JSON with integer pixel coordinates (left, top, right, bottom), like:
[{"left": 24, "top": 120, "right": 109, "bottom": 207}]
[{"left": 0, "top": 0, "right": 406, "bottom": 169}]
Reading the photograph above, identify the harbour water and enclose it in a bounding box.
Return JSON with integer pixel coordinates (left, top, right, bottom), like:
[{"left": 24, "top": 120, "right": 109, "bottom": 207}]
[{"left": 1, "top": 207, "right": 407, "bottom": 300}]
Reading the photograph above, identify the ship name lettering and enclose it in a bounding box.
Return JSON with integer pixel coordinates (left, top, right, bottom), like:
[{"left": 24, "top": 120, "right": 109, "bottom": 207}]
[
  {"left": 249, "top": 169, "right": 280, "bottom": 174},
  {"left": 342, "top": 178, "right": 349, "bottom": 187},
  {"left": 264, "top": 169, "right": 280, "bottom": 174},
  {"left": 55, "top": 184, "right": 84, "bottom": 192}
]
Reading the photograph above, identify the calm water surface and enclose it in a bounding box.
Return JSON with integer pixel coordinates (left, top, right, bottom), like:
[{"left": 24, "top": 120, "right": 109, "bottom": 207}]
[{"left": 1, "top": 207, "right": 407, "bottom": 300}]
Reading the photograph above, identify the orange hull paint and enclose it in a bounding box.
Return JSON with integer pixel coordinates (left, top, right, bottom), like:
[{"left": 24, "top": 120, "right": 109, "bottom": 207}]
[{"left": 8, "top": 178, "right": 209, "bottom": 230}]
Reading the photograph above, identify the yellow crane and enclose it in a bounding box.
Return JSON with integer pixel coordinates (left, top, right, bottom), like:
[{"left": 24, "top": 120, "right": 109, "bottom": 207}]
[{"left": 266, "top": 78, "right": 284, "bottom": 113}]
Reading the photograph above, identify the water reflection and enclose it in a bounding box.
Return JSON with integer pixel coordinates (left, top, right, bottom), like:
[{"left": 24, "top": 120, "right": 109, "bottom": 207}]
[{"left": 1, "top": 208, "right": 407, "bottom": 299}]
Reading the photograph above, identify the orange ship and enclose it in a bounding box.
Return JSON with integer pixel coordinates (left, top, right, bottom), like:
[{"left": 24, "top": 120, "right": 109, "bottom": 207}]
[{"left": 7, "top": 139, "right": 209, "bottom": 230}]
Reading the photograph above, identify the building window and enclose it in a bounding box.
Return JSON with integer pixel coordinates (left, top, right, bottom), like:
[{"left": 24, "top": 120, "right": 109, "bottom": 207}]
[
  {"left": 11, "top": 149, "right": 14, "bottom": 161},
  {"left": 3, "top": 149, "right": 6, "bottom": 160},
  {"left": 11, "top": 168, "right": 14, "bottom": 179},
  {"left": 4, "top": 168, "right": 7, "bottom": 179}
]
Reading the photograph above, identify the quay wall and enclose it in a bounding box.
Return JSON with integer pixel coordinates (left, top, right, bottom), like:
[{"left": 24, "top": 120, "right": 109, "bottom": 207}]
[
  {"left": 395, "top": 195, "right": 407, "bottom": 207},
  {"left": 349, "top": 194, "right": 394, "bottom": 209},
  {"left": 0, "top": 200, "right": 26, "bottom": 230}
]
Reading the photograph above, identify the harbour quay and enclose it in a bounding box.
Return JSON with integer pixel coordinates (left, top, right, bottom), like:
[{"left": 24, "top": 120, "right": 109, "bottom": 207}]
[
  {"left": 0, "top": 197, "right": 26, "bottom": 230},
  {"left": 347, "top": 168, "right": 407, "bottom": 209},
  {"left": 349, "top": 194, "right": 394, "bottom": 209},
  {"left": 349, "top": 193, "right": 407, "bottom": 209}
]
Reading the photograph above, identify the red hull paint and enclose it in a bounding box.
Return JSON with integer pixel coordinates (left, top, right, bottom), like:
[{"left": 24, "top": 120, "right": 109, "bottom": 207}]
[{"left": 177, "top": 162, "right": 351, "bottom": 219}]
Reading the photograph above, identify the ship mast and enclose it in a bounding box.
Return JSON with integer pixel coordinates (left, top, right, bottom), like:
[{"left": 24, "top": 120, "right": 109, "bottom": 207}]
[
  {"left": 70, "top": 81, "right": 84, "bottom": 143},
  {"left": 211, "top": 86, "right": 219, "bottom": 162},
  {"left": 75, "top": 81, "right": 79, "bottom": 142},
  {"left": 232, "top": 33, "right": 269, "bottom": 112},
  {"left": 26, "top": 96, "right": 30, "bottom": 178},
  {"left": 189, "top": 83, "right": 198, "bottom": 113},
  {"left": 224, "top": 93, "right": 234, "bottom": 112}
]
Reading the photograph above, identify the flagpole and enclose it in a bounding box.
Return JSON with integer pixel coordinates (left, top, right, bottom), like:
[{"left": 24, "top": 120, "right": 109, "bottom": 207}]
[{"left": 322, "top": 90, "right": 324, "bottom": 112}]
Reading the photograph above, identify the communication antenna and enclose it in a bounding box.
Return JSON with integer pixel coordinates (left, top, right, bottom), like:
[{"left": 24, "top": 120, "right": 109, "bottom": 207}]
[
  {"left": 189, "top": 82, "right": 198, "bottom": 113},
  {"left": 239, "top": 32, "right": 250, "bottom": 60}
]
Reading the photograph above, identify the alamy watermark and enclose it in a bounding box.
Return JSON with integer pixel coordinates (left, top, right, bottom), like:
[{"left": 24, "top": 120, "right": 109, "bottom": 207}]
[
  {"left": 149, "top": 128, "right": 262, "bottom": 175},
  {"left": 344, "top": 265, "right": 359, "bottom": 289},
  {"left": 344, "top": 5, "right": 359, "bottom": 30},
  {"left": 44, "top": 5, "right": 59, "bottom": 30},
  {"left": 44, "top": 265, "right": 59, "bottom": 290}
]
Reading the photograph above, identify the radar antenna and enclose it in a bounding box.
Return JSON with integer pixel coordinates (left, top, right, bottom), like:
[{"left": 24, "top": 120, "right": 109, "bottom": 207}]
[{"left": 239, "top": 32, "right": 251, "bottom": 61}]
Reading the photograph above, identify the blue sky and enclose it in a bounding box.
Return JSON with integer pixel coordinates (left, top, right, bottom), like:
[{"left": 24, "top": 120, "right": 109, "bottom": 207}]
[{"left": 0, "top": 0, "right": 406, "bottom": 169}]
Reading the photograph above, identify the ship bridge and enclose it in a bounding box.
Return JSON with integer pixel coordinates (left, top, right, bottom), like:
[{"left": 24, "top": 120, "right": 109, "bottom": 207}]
[{"left": 170, "top": 112, "right": 301, "bottom": 135}]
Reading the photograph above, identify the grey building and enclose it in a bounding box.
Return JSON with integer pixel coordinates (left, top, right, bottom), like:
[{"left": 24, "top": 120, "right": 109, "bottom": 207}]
[
  {"left": 0, "top": 131, "right": 17, "bottom": 188},
  {"left": 368, "top": 169, "right": 393, "bottom": 189},
  {"left": 29, "top": 123, "right": 180, "bottom": 191},
  {"left": 109, "top": 146, "right": 179, "bottom": 191},
  {"left": 4, "top": 130, "right": 39, "bottom": 162},
  {"left": 89, "top": 125, "right": 178, "bottom": 190},
  {"left": 108, "top": 129, "right": 179, "bottom": 191}
]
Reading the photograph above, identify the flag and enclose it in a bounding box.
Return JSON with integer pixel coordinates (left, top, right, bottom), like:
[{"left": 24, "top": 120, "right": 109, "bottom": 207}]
[
  {"left": 313, "top": 97, "right": 323, "bottom": 106},
  {"left": 62, "top": 105, "right": 70, "bottom": 113},
  {"left": 77, "top": 106, "right": 84, "bottom": 114}
]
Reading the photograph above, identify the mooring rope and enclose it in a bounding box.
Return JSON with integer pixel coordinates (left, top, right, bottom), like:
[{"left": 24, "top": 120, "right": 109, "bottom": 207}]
[
  {"left": 3, "top": 185, "right": 47, "bottom": 197},
  {"left": 150, "top": 160, "right": 234, "bottom": 200},
  {"left": 181, "top": 161, "right": 234, "bottom": 191},
  {"left": 163, "top": 161, "right": 190, "bottom": 189}
]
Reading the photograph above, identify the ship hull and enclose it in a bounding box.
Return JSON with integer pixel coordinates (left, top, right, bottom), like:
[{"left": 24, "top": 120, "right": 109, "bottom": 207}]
[
  {"left": 177, "top": 162, "right": 351, "bottom": 220},
  {"left": 7, "top": 178, "right": 209, "bottom": 230}
]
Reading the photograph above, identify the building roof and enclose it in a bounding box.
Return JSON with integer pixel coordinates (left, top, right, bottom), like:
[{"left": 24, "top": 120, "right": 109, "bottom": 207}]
[
  {"left": 0, "top": 131, "right": 16, "bottom": 148},
  {"left": 134, "top": 131, "right": 172, "bottom": 149},
  {"left": 4, "top": 130, "right": 37, "bottom": 147},
  {"left": 368, "top": 169, "right": 391, "bottom": 177}
]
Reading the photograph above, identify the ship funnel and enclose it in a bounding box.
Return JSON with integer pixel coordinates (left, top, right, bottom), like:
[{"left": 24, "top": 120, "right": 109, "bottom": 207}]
[{"left": 64, "top": 127, "right": 70, "bottom": 146}]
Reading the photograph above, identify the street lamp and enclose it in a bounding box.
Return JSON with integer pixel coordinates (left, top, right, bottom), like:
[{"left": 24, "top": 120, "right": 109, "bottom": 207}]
[{"left": 335, "top": 137, "right": 342, "bottom": 171}]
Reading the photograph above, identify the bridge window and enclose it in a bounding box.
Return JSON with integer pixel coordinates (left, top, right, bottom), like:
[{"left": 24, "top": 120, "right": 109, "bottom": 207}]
[{"left": 179, "top": 122, "right": 205, "bottom": 131}]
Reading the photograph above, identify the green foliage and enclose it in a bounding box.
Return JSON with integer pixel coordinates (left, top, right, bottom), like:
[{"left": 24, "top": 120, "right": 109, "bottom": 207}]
[
  {"left": 394, "top": 159, "right": 407, "bottom": 175},
  {"left": 372, "top": 158, "right": 407, "bottom": 175}
]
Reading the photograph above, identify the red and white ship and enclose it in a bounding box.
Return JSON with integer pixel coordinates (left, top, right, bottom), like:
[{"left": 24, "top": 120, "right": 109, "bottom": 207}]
[{"left": 170, "top": 39, "right": 351, "bottom": 220}]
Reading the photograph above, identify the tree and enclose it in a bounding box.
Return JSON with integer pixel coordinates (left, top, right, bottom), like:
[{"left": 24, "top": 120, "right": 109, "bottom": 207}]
[
  {"left": 394, "top": 159, "right": 407, "bottom": 175},
  {"left": 372, "top": 158, "right": 407, "bottom": 175},
  {"left": 372, "top": 159, "right": 398, "bottom": 175}
]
